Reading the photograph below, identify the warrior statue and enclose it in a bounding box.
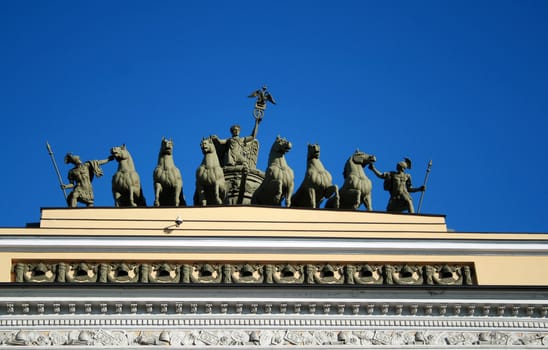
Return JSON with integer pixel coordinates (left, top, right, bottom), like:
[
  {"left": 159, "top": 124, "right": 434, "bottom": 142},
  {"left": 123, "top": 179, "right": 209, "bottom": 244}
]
[
  {"left": 62, "top": 153, "right": 112, "bottom": 207},
  {"left": 369, "top": 158, "right": 425, "bottom": 213}
]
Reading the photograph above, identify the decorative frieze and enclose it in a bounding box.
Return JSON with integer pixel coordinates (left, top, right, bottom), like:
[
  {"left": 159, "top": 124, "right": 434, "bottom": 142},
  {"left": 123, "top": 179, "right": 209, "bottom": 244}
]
[
  {"left": 0, "top": 329, "right": 547, "bottom": 347},
  {"left": 1, "top": 289, "right": 548, "bottom": 348},
  {"left": 12, "top": 261, "right": 476, "bottom": 286}
]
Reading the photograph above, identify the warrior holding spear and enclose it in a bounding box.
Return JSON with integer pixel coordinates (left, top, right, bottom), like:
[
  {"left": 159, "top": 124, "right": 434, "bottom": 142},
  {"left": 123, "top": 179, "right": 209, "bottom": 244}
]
[
  {"left": 62, "top": 153, "right": 113, "bottom": 207},
  {"left": 47, "top": 142, "right": 113, "bottom": 207},
  {"left": 369, "top": 158, "right": 426, "bottom": 213}
]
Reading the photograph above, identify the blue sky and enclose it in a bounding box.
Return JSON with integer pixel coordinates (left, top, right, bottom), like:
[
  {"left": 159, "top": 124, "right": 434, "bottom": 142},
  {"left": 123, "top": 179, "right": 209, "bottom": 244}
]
[{"left": 1, "top": 1, "right": 547, "bottom": 232}]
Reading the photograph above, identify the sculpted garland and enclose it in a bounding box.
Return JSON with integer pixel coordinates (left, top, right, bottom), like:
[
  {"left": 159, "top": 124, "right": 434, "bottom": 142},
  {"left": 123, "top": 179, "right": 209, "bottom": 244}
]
[
  {"left": 13, "top": 261, "right": 474, "bottom": 285},
  {"left": 51, "top": 86, "right": 428, "bottom": 212},
  {"left": 2, "top": 329, "right": 547, "bottom": 347}
]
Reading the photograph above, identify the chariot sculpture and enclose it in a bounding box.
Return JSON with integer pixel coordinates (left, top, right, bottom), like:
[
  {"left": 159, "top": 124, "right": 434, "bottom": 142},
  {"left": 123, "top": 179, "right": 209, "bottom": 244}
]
[{"left": 48, "top": 86, "right": 431, "bottom": 213}]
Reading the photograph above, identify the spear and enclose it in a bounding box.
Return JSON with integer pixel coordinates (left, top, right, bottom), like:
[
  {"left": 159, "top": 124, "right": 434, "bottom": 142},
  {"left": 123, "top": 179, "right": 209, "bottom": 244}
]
[
  {"left": 46, "top": 141, "right": 67, "bottom": 200},
  {"left": 417, "top": 160, "right": 432, "bottom": 214}
]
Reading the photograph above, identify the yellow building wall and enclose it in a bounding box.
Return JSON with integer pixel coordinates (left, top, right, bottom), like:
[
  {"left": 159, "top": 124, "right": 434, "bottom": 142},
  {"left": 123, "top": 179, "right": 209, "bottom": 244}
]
[{"left": 1, "top": 207, "right": 547, "bottom": 285}]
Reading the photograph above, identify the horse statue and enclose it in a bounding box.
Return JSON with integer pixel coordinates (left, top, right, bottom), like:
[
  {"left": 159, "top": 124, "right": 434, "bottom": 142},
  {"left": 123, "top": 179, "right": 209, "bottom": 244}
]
[
  {"left": 153, "top": 137, "right": 186, "bottom": 207},
  {"left": 194, "top": 137, "right": 226, "bottom": 206},
  {"left": 338, "top": 150, "right": 377, "bottom": 210},
  {"left": 251, "top": 136, "right": 294, "bottom": 207},
  {"left": 292, "top": 143, "right": 339, "bottom": 208},
  {"left": 110, "top": 144, "right": 146, "bottom": 207}
]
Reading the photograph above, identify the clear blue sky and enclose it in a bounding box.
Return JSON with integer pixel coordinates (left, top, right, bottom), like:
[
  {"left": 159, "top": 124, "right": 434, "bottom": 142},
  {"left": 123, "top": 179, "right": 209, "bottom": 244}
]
[{"left": 1, "top": 1, "right": 547, "bottom": 232}]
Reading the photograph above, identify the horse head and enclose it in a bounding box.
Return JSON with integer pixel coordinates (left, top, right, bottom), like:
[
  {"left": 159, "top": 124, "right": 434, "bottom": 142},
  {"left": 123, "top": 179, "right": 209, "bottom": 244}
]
[
  {"left": 200, "top": 137, "right": 215, "bottom": 155},
  {"left": 110, "top": 144, "right": 129, "bottom": 162},
  {"left": 342, "top": 150, "right": 376, "bottom": 180},
  {"left": 271, "top": 136, "right": 292, "bottom": 155},
  {"left": 160, "top": 137, "right": 174, "bottom": 155},
  {"left": 307, "top": 143, "right": 320, "bottom": 160},
  {"left": 351, "top": 150, "right": 376, "bottom": 168}
]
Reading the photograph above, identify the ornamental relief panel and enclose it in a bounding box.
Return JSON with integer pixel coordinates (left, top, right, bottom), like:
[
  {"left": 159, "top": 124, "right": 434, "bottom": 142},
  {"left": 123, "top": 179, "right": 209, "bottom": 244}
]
[
  {"left": 0, "top": 329, "right": 546, "bottom": 347},
  {"left": 12, "top": 261, "right": 476, "bottom": 286}
]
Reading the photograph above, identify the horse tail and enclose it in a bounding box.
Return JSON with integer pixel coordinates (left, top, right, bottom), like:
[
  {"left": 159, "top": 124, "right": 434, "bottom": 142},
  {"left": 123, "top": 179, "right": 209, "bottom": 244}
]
[
  {"left": 179, "top": 192, "right": 187, "bottom": 206},
  {"left": 137, "top": 188, "right": 147, "bottom": 207}
]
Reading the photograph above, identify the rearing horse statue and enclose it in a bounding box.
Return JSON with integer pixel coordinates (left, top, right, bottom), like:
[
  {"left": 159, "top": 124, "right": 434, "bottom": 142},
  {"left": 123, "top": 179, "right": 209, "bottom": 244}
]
[
  {"left": 292, "top": 143, "right": 339, "bottom": 208},
  {"left": 194, "top": 137, "right": 226, "bottom": 206},
  {"left": 111, "top": 144, "right": 146, "bottom": 207},
  {"left": 153, "top": 137, "right": 186, "bottom": 207},
  {"left": 338, "top": 150, "right": 377, "bottom": 210},
  {"left": 251, "top": 136, "right": 294, "bottom": 207}
]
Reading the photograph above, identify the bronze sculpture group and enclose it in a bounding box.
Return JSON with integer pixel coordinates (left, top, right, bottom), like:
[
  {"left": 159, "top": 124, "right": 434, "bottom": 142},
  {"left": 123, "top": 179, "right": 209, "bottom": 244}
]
[{"left": 54, "top": 86, "right": 428, "bottom": 213}]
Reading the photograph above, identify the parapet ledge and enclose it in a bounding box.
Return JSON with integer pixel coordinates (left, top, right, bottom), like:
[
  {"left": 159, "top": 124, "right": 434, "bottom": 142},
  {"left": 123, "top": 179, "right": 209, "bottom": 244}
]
[{"left": 31, "top": 206, "right": 448, "bottom": 236}]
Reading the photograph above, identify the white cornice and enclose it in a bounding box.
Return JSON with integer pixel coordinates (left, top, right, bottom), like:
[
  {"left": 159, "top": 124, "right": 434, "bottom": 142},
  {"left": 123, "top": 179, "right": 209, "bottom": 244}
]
[{"left": 1, "top": 236, "right": 548, "bottom": 255}]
